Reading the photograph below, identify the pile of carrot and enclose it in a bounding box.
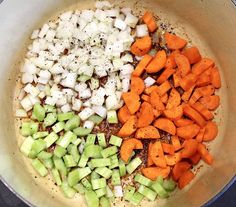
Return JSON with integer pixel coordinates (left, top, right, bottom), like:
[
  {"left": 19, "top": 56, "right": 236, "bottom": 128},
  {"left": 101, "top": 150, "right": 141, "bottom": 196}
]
[{"left": 118, "top": 11, "right": 221, "bottom": 189}]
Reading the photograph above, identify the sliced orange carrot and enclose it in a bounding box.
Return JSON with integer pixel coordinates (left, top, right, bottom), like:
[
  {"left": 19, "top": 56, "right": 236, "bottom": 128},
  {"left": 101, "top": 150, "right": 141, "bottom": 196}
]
[
  {"left": 162, "top": 143, "right": 175, "bottom": 155},
  {"left": 174, "top": 118, "right": 194, "bottom": 127},
  {"left": 142, "top": 11, "right": 158, "bottom": 32},
  {"left": 157, "top": 80, "right": 172, "bottom": 96},
  {"left": 131, "top": 36, "right": 152, "bottom": 56},
  {"left": 147, "top": 142, "right": 154, "bottom": 166},
  {"left": 163, "top": 105, "right": 183, "bottom": 121},
  {"left": 197, "top": 143, "right": 214, "bottom": 165},
  {"left": 135, "top": 126, "right": 160, "bottom": 139},
  {"left": 122, "top": 91, "right": 141, "bottom": 114},
  {"left": 197, "top": 85, "right": 215, "bottom": 97},
  {"left": 156, "top": 67, "right": 175, "bottom": 84},
  {"left": 153, "top": 109, "right": 162, "bottom": 118},
  {"left": 171, "top": 136, "right": 182, "bottom": 151},
  {"left": 165, "top": 50, "right": 180, "bottom": 68},
  {"left": 164, "top": 32, "right": 187, "bottom": 50},
  {"left": 146, "top": 50, "right": 167, "bottom": 73},
  {"left": 118, "top": 105, "right": 131, "bottom": 124},
  {"left": 141, "top": 94, "right": 150, "bottom": 103},
  {"left": 199, "top": 95, "right": 220, "bottom": 110},
  {"left": 173, "top": 72, "right": 181, "bottom": 87},
  {"left": 177, "top": 124, "right": 200, "bottom": 139},
  {"left": 120, "top": 138, "right": 143, "bottom": 163},
  {"left": 144, "top": 85, "right": 158, "bottom": 95},
  {"left": 192, "top": 58, "right": 215, "bottom": 75},
  {"left": 181, "top": 139, "right": 198, "bottom": 158},
  {"left": 132, "top": 54, "right": 153, "bottom": 76},
  {"left": 150, "top": 141, "right": 166, "bottom": 168},
  {"left": 189, "top": 88, "right": 202, "bottom": 105},
  {"left": 175, "top": 54, "right": 191, "bottom": 77},
  {"left": 189, "top": 153, "right": 201, "bottom": 165},
  {"left": 150, "top": 90, "right": 165, "bottom": 111},
  {"left": 179, "top": 73, "right": 198, "bottom": 91},
  {"left": 203, "top": 121, "right": 218, "bottom": 142},
  {"left": 166, "top": 88, "right": 181, "bottom": 109},
  {"left": 182, "top": 46, "right": 202, "bottom": 64},
  {"left": 196, "top": 73, "right": 211, "bottom": 87},
  {"left": 183, "top": 104, "right": 206, "bottom": 127},
  {"left": 137, "top": 102, "right": 154, "bottom": 128},
  {"left": 196, "top": 127, "right": 205, "bottom": 143},
  {"left": 182, "top": 85, "right": 195, "bottom": 103},
  {"left": 154, "top": 118, "right": 176, "bottom": 135},
  {"left": 172, "top": 161, "right": 191, "bottom": 181},
  {"left": 192, "top": 102, "right": 214, "bottom": 120},
  {"left": 178, "top": 170, "right": 195, "bottom": 189},
  {"left": 165, "top": 153, "right": 181, "bottom": 166},
  {"left": 210, "top": 67, "right": 221, "bottom": 89},
  {"left": 117, "top": 115, "right": 138, "bottom": 137},
  {"left": 161, "top": 93, "right": 168, "bottom": 104},
  {"left": 142, "top": 166, "right": 170, "bottom": 180},
  {"left": 131, "top": 76, "right": 145, "bottom": 95}
]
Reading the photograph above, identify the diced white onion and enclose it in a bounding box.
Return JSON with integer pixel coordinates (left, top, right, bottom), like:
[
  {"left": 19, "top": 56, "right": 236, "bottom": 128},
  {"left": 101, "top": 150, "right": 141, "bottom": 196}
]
[
  {"left": 79, "top": 107, "right": 94, "bottom": 121},
  {"left": 72, "top": 98, "right": 82, "bottom": 112},
  {"left": 15, "top": 109, "right": 28, "bottom": 118},
  {"left": 114, "top": 18, "right": 127, "bottom": 31},
  {"left": 144, "top": 77, "right": 156, "bottom": 87},
  {"left": 114, "top": 186, "right": 123, "bottom": 197},
  {"left": 79, "top": 88, "right": 91, "bottom": 99},
  {"left": 20, "top": 96, "right": 33, "bottom": 111},
  {"left": 105, "top": 94, "right": 119, "bottom": 110},
  {"left": 61, "top": 103, "right": 72, "bottom": 113},
  {"left": 83, "top": 120, "right": 94, "bottom": 129},
  {"left": 21, "top": 73, "right": 33, "bottom": 84},
  {"left": 124, "top": 13, "right": 139, "bottom": 28},
  {"left": 92, "top": 105, "right": 107, "bottom": 118},
  {"left": 60, "top": 72, "right": 77, "bottom": 88},
  {"left": 136, "top": 24, "right": 149, "bottom": 37}
]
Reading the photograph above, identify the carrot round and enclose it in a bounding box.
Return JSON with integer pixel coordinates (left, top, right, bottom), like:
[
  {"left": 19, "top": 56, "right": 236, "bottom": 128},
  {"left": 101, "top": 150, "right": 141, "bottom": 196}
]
[
  {"left": 165, "top": 50, "right": 180, "bottom": 68},
  {"left": 173, "top": 72, "right": 181, "bottom": 87},
  {"left": 196, "top": 127, "right": 206, "bottom": 143},
  {"left": 203, "top": 121, "right": 218, "bottom": 142},
  {"left": 189, "top": 89, "right": 202, "bottom": 105},
  {"left": 171, "top": 135, "right": 182, "bottom": 151},
  {"left": 131, "top": 36, "right": 152, "bottom": 56},
  {"left": 192, "top": 58, "right": 215, "bottom": 76},
  {"left": 122, "top": 91, "right": 141, "bottom": 114},
  {"left": 175, "top": 54, "right": 191, "bottom": 77},
  {"left": 137, "top": 102, "right": 154, "bottom": 128},
  {"left": 199, "top": 95, "right": 220, "bottom": 110},
  {"left": 165, "top": 153, "right": 181, "bottom": 166},
  {"left": 150, "top": 141, "right": 166, "bottom": 168},
  {"left": 180, "top": 73, "right": 198, "bottom": 91},
  {"left": 132, "top": 54, "right": 153, "bottom": 77},
  {"left": 177, "top": 124, "right": 200, "bottom": 139},
  {"left": 197, "top": 143, "right": 214, "bottom": 165},
  {"left": 174, "top": 118, "right": 194, "bottom": 127},
  {"left": 189, "top": 153, "right": 201, "bottom": 165},
  {"left": 162, "top": 143, "right": 175, "bottom": 155},
  {"left": 172, "top": 161, "right": 191, "bottom": 181},
  {"left": 196, "top": 73, "right": 211, "bottom": 87},
  {"left": 144, "top": 85, "right": 158, "bottom": 95},
  {"left": 161, "top": 93, "right": 168, "bottom": 104},
  {"left": 157, "top": 80, "right": 171, "bottom": 96},
  {"left": 135, "top": 126, "right": 160, "bottom": 139},
  {"left": 163, "top": 105, "right": 183, "bottom": 121},
  {"left": 154, "top": 118, "right": 176, "bottom": 135},
  {"left": 191, "top": 102, "right": 214, "bottom": 120},
  {"left": 164, "top": 32, "right": 187, "bottom": 50},
  {"left": 182, "top": 85, "right": 195, "bottom": 103},
  {"left": 181, "top": 139, "right": 198, "bottom": 158},
  {"left": 120, "top": 138, "right": 143, "bottom": 163},
  {"left": 166, "top": 88, "right": 181, "bottom": 109},
  {"left": 131, "top": 76, "right": 145, "bottom": 95},
  {"left": 156, "top": 67, "right": 175, "bottom": 84},
  {"left": 141, "top": 94, "right": 150, "bottom": 103},
  {"left": 118, "top": 105, "right": 131, "bottom": 124},
  {"left": 147, "top": 142, "right": 154, "bottom": 166},
  {"left": 178, "top": 170, "right": 195, "bottom": 189},
  {"left": 118, "top": 115, "right": 137, "bottom": 137},
  {"left": 210, "top": 67, "right": 221, "bottom": 88},
  {"left": 198, "top": 85, "right": 215, "bottom": 97},
  {"left": 146, "top": 50, "right": 167, "bottom": 73},
  {"left": 182, "top": 46, "right": 202, "bottom": 64},
  {"left": 142, "top": 11, "right": 158, "bottom": 32},
  {"left": 150, "top": 91, "right": 165, "bottom": 111},
  {"left": 142, "top": 166, "right": 170, "bottom": 180}
]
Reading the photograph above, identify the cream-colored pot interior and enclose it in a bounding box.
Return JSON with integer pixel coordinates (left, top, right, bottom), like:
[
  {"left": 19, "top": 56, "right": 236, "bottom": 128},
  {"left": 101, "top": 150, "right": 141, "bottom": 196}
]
[{"left": 0, "top": 0, "right": 236, "bottom": 206}]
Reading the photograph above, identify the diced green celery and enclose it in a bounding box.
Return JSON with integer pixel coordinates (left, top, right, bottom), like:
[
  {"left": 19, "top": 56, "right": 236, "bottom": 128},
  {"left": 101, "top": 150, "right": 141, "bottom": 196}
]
[
  {"left": 81, "top": 178, "right": 93, "bottom": 190},
  {"left": 85, "top": 134, "right": 96, "bottom": 146},
  {"left": 68, "top": 144, "right": 80, "bottom": 163},
  {"left": 138, "top": 185, "right": 157, "bottom": 201},
  {"left": 151, "top": 181, "right": 169, "bottom": 198},
  {"left": 78, "top": 74, "right": 91, "bottom": 82},
  {"left": 29, "top": 139, "right": 47, "bottom": 158},
  {"left": 95, "top": 167, "right": 112, "bottom": 179},
  {"left": 51, "top": 168, "right": 62, "bottom": 186},
  {"left": 53, "top": 157, "right": 67, "bottom": 177},
  {"left": 61, "top": 181, "right": 76, "bottom": 198},
  {"left": 101, "top": 146, "right": 118, "bottom": 158},
  {"left": 63, "top": 154, "right": 76, "bottom": 167},
  {"left": 109, "top": 154, "right": 119, "bottom": 169},
  {"left": 44, "top": 104, "right": 56, "bottom": 113},
  {"left": 84, "top": 145, "right": 102, "bottom": 158},
  {"left": 72, "top": 138, "right": 82, "bottom": 146},
  {"left": 156, "top": 176, "right": 164, "bottom": 185},
  {"left": 130, "top": 192, "right": 144, "bottom": 206},
  {"left": 124, "top": 186, "right": 135, "bottom": 201},
  {"left": 91, "top": 178, "right": 107, "bottom": 190},
  {"left": 73, "top": 127, "right": 92, "bottom": 137},
  {"left": 20, "top": 122, "right": 39, "bottom": 136},
  {"left": 95, "top": 188, "right": 107, "bottom": 198},
  {"left": 106, "top": 186, "right": 113, "bottom": 198},
  {"left": 54, "top": 145, "right": 67, "bottom": 158},
  {"left": 85, "top": 190, "right": 99, "bottom": 207},
  {"left": 37, "top": 151, "right": 52, "bottom": 160},
  {"left": 32, "top": 158, "right": 48, "bottom": 177},
  {"left": 100, "top": 196, "right": 110, "bottom": 207},
  {"left": 118, "top": 160, "right": 126, "bottom": 177},
  {"left": 67, "top": 167, "right": 92, "bottom": 187},
  {"left": 91, "top": 158, "right": 111, "bottom": 168},
  {"left": 97, "top": 133, "right": 107, "bottom": 148},
  {"left": 57, "top": 131, "right": 75, "bottom": 148},
  {"left": 87, "top": 161, "right": 95, "bottom": 170},
  {"left": 111, "top": 169, "right": 121, "bottom": 186},
  {"left": 32, "top": 131, "right": 49, "bottom": 139},
  {"left": 58, "top": 112, "right": 74, "bottom": 122},
  {"left": 33, "top": 103, "right": 46, "bottom": 121},
  {"left": 44, "top": 132, "right": 59, "bottom": 148},
  {"left": 42, "top": 158, "right": 54, "bottom": 169},
  {"left": 88, "top": 115, "right": 103, "bottom": 125},
  {"left": 20, "top": 136, "right": 34, "bottom": 156},
  {"left": 109, "top": 135, "right": 122, "bottom": 147},
  {"left": 163, "top": 179, "right": 176, "bottom": 192},
  {"left": 91, "top": 171, "right": 100, "bottom": 180},
  {"left": 134, "top": 174, "right": 153, "bottom": 187},
  {"left": 107, "top": 110, "right": 118, "bottom": 124},
  {"left": 73, "top": 183, "right": 85, "bottom": 194},
  {"left": 43, "top": 113, "right": 57, "bottom": 127},
  {"left": 52, "top": 122, "right": 65, "bottom": 133},
  {"left": 126, "top": 157, "right": 142, "bottom": 174},
  {"left": 78, "top": 153, "right": 89, "bottom": 168},
  {"left": 64, "top": 115, "right": 80, "bottom": 131}
]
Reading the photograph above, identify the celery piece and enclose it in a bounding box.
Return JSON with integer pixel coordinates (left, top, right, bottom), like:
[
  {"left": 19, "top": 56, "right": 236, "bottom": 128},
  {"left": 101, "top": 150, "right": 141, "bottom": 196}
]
[
  {"left": 37, "top": 151, "right": 52, "bottom": 160},
  {"left": 53, "top": 157, "right": 67, "bottom": 177},
  {"left": 91, "top": 178, "right": 106, "bottom": 190},
  {"left": 126, "top": 157, "right": 142, "bottom": 174},
  {"left": 134, "top": 174, "right": 153, "bottom": 187},
  {"left": 109, "top": 154, "right": 119, "bottom": 169},
  {"left": 20, "top": 136, "right": 35, "bottom": 156},
  {"left": 151, "top": 181, "right": 169, "bottom": 198},
  {"left": 97, "top": 133, "right": 107, "bottom": 148},
  {"left": 91, "top": 158, "right": 111, "bottom": 168},
  {"left": 130, "top": 192, "right": 144, "bottom": 206},
  {"left": 111, "top": 169, "right": 121, "bottom": 186},
  {"left": 78, "top": 74, "right": 91, "bottom": 82},
  {"left": 54, "top": 145, "right": 67, "bottom": 158},
  {"left": 61, "top": 181, "right": 76, "bottom": 198},
  {"left": 101, "top": 146, "right": 118, "bottom": 158},
  {"left": 107, "top": 110, "right": 118, "bottom": 124},
  {"left": 100, "top": 196, "right": 110, "bottom": 207},
  {"left": 118, "top": 160, "right": 126, "bottom": 177},
  {"left": 29, "top": 139, "right": 47, "bottom": 158},
  {"left": 95, "top": 188, "right": 107, "bottom": 198},
  {"left": 91, "top": 171, "right": 100, "bottom": 180},
  {"left": 20, "top": 122, "right": 39, "bottom": 136},
  {"left": 32, "top": 131, "right": 49, "bottom": 139},
  {"left": 72, "top": 138, "right": 82, "bottom": 146},
  {"left": 64, "top": 115, "right": 80, "bottom": 131},
  {"left": 138, "top": 185, "right": 157, "bottom": 201},
  {"left": 44, "top": 132, "right": 59, "bottom": 148},
  {"left": 73, "top": 127, "right": 92, "bottom": 137},
  {"left": 88, "top": 115, "right": 103, "bottom": 125},
  {"left": 106, "top": 186, "right": 113, "bottom": 198},
  {"left": 32, "top": 158, "right": 48, "bottom": 177},
  {"left": 44, "top": 113, "right": 57, "bottom": 127},
  {"left": 84, "top": 145, "right": 102, "bottom": 158},
  {"left": 109, "top": 135, "right": 122, "bottom": 147},
  {"left": 82, "top": 178, "right": 93, "bottom": 190},
  {"left": 63, "top": 154, "right": 76, "bottom": 167},
  {"left": 85, "top": 190, "right": 99, "bottom": 207},
  {"left": 162, "top": 179, "right": 176, "bottom": 192},
  {"left": 44, "top": 104, "right": 56, "bottom": 113},
  {"left": 67, "top": 167, "right": 91, "bottom": 187},
  {"left": 124, "top": 186, "right": 135, "bottom": 201},
  {"left": 78, "top": 153, "right": 89, "bottom": 168},
  {"left": 33, "top": 103, "right": 46, "bottom": 121},
  {"left": 85, "top": 134, "right": 96, "bottom": 146},
  {"left": 68, "top": 144, "right": 80, "bottom": 163},
  {"left": 87, "top": 161, "right": 95, "bottom": 170},
  {"left": 52, "top": 122, "right": 65, "bottom": 133},
  {"left": 42, "top": 158, "right": 54, "bottom": 169},
  {"left": 58, "top": 112, "right": 74, "bottom": 122},
  {"left": 73, "top": 183, "right": 85, "bottom": 194},
  {"left": 57, "top": 131, "right": 75, "bottom": 148},
  {"left": 51, "top": 168, "right": 62, "bottom": 186},
  {"left": 95, "top": 167, "right": 112, "bottom": 179}
]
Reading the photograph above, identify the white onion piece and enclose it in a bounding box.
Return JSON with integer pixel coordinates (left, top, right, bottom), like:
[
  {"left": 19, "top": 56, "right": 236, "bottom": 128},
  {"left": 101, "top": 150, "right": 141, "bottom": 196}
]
[
  {"left": 114, "top": 18, "right": 127, "bottom": 31},
  {"left": 89, "top": 78, "right": 99, "bottom": 90},
  {"left": 122, "top": 78, "right": 130, "bottom": 92},
  {"left": 38, "top": 91, "right": 46, "bottom": 99},
  {"left": 24, "top": 84, "right": 40, "bottom": 97},
  {"left": 61, "top": 104, "right": 71, "bottom": 113},
  {"left": 15, "top": 109, "right": 28, "bottom": 118},
  {"left": 50, "top": 63, "right": 64, "bottom": 74},
  {"left": 121, "top": 53, "right": 133, "bottom": 63},
  {"left": 92, "top": 105, "right": 107, "bottom": 118},
  {"left": 20, "top": 96, "right": 33, "bottom": 112},
  {"left": 60, "top": 72, "right": 77, "bottom": 88},
  {"left": 106, "top": 94, "right": 119, "bottom": 110},
  {"left": 38, "top": 24, "right": 49, "bottom": 38},
  {"left": 83, "top": 120, "right": 95, "bottom": 129},
  {"left": 83, "top": 99, "right": 92, "bottom": 107},
  {"left": 21, "top": 73, "right": 33, "bottom": 84},
  {"left": 120, "top": 64, "right": 134, "bottom": 76},
  {"left": 60, "top": 11, "right": 72, "bottom": 21},
  {"left": 79, "top": 88, "right": 92, "bottom": 99},
  {"left": 79, "top": 140, "right": 85, "bottom": 154},
  {"left": 124, "top": 13, "right": 139, "bottom": 28},
  {"left": 38, "top": 70, "right": 51, "bottom": 84},
  {"left": 21, "top": 60, "right": 37, "bottom": 74},
  {"left": 114, "top": 186, "right": 123, "bottom": 197},
  {"left": 18, "top": 89, "right": 26, "bottom": 101},
  {"left": 72, "top": 98, "right": 82, "bottom": 112},
  {"left": 136, "top": 24, "right": 149, "bottom": 37},
  {"left": 28, "top": 95, "right": 40, "bottom": 105},
  {"left": 31, "top": 30, "right": 39, "bottom": 39},
  {"left": 79, "top": 107, "right": 94, "bottom": 121},
  {"left": 144, "top": 77, "right": 156, "bottom": 87},
  {"left": 45, "top": 96, "right": 56, "bottom": 106}
]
